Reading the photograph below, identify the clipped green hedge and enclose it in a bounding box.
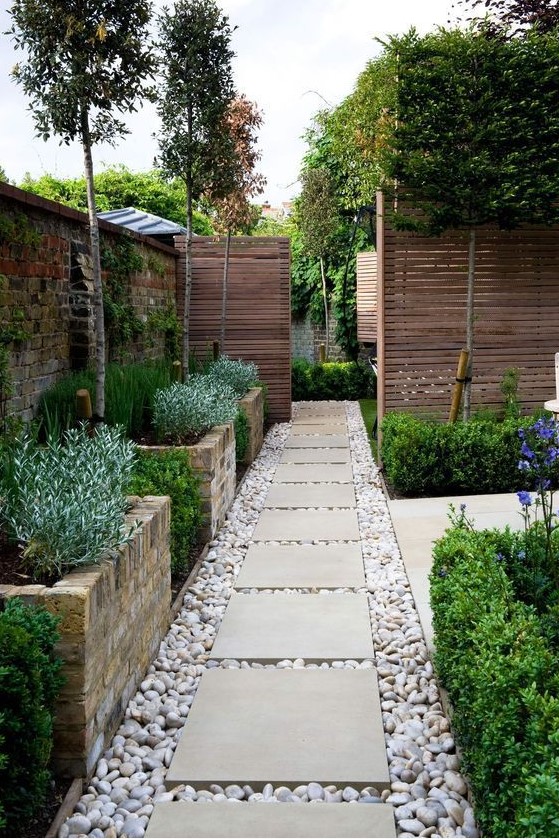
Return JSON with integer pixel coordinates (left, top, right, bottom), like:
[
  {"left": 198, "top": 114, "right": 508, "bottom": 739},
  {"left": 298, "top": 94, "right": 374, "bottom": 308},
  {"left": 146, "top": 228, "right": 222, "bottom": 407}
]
[
  {"left": 292, "top": 359, "right": 376, "bottom": 401},
  {"left": 381, "top": 412, "right": 534, "bottom": 496},
  {"left": 0, "top": 599, "right": 63, "bottom": 836},
  {"left": 127, "top": 448, "right": 202, "bottom": 576},
  {"left": 431, "top": 521, "right": 559, "bottom": 837}
]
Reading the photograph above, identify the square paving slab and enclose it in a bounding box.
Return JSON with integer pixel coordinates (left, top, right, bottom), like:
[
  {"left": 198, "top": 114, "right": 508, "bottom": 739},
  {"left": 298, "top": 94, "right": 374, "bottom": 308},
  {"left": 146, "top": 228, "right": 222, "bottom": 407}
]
[
  {"left": 164, "top": 668, "right": 390, "bottom": 790},
  {"left": 264, "top": 483, "right": 355, "bottom": 508},
  {"left": 146, "top": 801, "right": 397, "bottom": 838},
  {"left": 285, "top": 434, "right": 349, "bottom": 448},
  {"left": 235, "top": 543, "right": 365, "bottom": 589},
  {"left": 280, "top": 449, "right": 351, "bottom": 464},
  {"left": 274, "top": 463, "right": 353, "bottom": 483},
  {"left": 209, "top": 593, "right": 374, "bottom": 662},
  {"left": 252, "top": 509, "right": 360, "bottom": 542}
]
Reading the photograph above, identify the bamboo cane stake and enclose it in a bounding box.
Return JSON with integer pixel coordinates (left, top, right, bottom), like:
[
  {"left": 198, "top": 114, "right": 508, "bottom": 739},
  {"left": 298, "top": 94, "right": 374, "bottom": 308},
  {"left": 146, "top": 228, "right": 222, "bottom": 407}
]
[{"left": 449, "top": 349, "right": 469, "bottom": 423}]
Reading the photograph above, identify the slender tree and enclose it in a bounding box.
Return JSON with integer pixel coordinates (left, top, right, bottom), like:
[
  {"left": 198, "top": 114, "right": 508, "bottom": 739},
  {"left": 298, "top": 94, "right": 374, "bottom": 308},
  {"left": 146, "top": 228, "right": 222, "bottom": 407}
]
[
  {"left": 156, "top": 0, "right": 235, "bottom": 376},
  {"left": 8, "top": 0, "right": 156, "bottom": 420},
  {"left": 384, "top": 27, "right": 559, "bottom": 418},
  {"left": 210, "top": 95, "right": 265, "bottom": 350}
]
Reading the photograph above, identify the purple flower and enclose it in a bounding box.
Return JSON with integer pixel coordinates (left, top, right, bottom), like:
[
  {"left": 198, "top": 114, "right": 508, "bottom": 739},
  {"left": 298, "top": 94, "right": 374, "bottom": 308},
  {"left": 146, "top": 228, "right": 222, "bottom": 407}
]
[
  {"left": 520, "top": 441, "right": 535, "bottom": 459},
  {"left": 517, "top": 490, "right": 533, "bottom": 507},
  {"left": 460, "top": 502, "right": 467, "bottom": 512}
]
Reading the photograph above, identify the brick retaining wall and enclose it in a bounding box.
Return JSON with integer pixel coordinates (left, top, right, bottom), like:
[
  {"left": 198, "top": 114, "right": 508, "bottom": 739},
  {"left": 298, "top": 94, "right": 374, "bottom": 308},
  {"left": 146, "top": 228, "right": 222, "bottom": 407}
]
[{"left": 0, "top": 496, "right": 171, "bottom": 778}]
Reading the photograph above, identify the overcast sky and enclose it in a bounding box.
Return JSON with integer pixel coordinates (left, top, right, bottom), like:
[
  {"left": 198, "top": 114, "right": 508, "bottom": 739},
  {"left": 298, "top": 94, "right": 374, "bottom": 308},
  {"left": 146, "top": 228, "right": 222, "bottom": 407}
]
[{"left": 0, "top": 0, "right": 456, "bottom": 206}]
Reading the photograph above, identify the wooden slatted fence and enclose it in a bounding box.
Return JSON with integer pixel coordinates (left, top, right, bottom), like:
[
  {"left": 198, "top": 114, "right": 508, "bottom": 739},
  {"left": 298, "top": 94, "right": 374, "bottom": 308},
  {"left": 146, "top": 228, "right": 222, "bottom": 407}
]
[
  {"left": 356, "top": 251, "right": 378, "bottom": 345},
  {"left": 376, "top": 192, "right": 559, "bottom": 422},
  {"left": 175, "top": 236, "right": 292, "bottom": 423}
]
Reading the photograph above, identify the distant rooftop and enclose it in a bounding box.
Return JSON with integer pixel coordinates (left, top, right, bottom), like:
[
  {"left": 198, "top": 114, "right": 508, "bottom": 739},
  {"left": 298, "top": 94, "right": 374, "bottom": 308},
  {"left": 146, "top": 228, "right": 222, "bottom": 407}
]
[{"left": 97, "top": 207, "right": 187, "bottom": 238}]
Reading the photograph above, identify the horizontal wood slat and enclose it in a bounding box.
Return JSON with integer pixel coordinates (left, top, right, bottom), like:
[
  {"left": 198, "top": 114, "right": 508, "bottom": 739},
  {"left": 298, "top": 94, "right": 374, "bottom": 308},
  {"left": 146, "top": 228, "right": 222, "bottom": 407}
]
[
  {"left": 175, "top": 236, "right": 291, "bottom": 422},
  {"left": 378, "top": 203, "right": 559, "bottom": 420},
  {"left": 356, "top": 251, "right": 377, "bottom": 344}
]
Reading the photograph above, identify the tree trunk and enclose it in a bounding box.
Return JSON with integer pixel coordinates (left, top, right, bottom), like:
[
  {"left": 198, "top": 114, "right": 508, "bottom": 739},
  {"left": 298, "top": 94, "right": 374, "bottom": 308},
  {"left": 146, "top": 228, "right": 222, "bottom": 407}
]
[
  {"left": 81, "top": 107, "right": 105, "bottom": 421},
  {"left": 463, "top": 227, "right": 476, "bottom": 420},
  {"left": 221, "top": 228, "right": 232, "bottom": 351},
  {"left": 320, "top": 255, "right": 329, "bottom": 361},
  {"left": 183, "top": 107, "right": 194, "bottom": 381}
]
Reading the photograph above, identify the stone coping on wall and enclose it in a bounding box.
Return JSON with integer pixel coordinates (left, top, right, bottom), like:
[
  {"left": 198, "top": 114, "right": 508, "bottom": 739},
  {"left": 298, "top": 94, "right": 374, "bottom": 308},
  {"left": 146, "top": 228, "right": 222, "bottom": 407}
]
[
  {"left": 0, "top": 496, "right": 171, "bottom": 778},
  {"left": 238, "top": 386, "right": 264, "bottom": 465}
]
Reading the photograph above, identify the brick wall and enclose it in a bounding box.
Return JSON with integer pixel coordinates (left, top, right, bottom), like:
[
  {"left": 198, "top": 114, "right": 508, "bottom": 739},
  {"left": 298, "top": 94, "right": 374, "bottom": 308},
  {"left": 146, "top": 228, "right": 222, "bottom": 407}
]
[
  {"left": 0, "top": 184, "right": 177, "bottom": 421},
  {"left": 292, "top": 312, "right": 346, "bottom": 362}
]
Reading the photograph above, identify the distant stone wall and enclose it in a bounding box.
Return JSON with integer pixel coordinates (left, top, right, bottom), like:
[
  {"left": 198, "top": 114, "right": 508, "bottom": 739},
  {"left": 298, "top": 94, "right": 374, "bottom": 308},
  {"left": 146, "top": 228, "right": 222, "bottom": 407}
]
[
  {"left": 0, "top": 183, "right": 177, "bottom": 421},
  {"left": 292, "top": 312, "right": 345, "bottom": 362}
]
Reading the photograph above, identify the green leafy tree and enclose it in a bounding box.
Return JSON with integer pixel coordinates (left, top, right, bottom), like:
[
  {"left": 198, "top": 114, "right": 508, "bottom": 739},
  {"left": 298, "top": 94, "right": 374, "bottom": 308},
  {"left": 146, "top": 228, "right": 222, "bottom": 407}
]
[
  {"left": 8, "top": 1, "right": 156, "bottom": 420},
  {"left": 156, "top": 0, "right": 235, "bottom": 377},
  {"left": 296, "top": 166, "right": 339, "bottom": 358},
  {"left": 209, "top": 95, "right": 265, "bottom": 349},
  {"left": 383, "top": 27, "right": 559, "bottom": 417},
  {"left": 19, "top": 167, "right": 214, "bottom": 233}
]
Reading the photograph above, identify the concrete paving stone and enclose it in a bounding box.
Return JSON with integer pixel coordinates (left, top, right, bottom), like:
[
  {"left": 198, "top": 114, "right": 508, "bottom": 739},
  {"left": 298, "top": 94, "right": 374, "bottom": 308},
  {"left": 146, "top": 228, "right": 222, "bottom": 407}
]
[
  {"left": 146, "top": 801, "right": 397, "bottom": 838},
  {"left": 274, "top": 463, "right": 353, "bottom": 483},
  {"left": 279, "top": 448, "right": 351, "bottom": 464},
  {"left": 295, "top": 402, "right": 347, "bottom": 414},
  {"left": 290, "top": 422, "right": 348, "bottom": 433},
  {"left": 235, "top": 543, "right": 365, "bottom": 589},
  {"left": 164, "top": 668, "right": 390, "bottom": 790},
  {"left": 252, "top": 509, "right": 360, "bottom": 542},
  {"left": 285, "top": 434, "right": 349, "bottom": 448},
  {"left": 209, "top": 593, "right": 374, "bottom": 662},
  {"left": 264, "top": 483, "right": 356, "bottom": 508}
]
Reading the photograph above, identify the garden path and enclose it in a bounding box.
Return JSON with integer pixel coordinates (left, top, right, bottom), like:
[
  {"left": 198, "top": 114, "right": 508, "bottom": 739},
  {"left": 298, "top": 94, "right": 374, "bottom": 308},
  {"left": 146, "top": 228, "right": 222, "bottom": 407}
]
[{"left": 61, "top": 401, "right": 481, "bottom": 839}]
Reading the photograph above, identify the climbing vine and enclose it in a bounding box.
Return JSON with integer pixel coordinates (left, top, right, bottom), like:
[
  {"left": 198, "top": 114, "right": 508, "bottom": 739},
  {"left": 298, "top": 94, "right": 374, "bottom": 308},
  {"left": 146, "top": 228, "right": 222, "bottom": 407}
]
[{"left": 100, "top": 235, "right": 145, "bottom": 353}]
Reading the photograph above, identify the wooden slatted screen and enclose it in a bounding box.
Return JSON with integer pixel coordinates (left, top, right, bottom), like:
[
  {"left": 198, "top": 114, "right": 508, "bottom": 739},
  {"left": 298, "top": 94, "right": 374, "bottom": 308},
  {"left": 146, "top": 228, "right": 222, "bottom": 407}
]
[
  {"left": 377, "top": 192, "right": 559, "bottom": 422},
  {"left": 356, "top": 251, "right": 378, "bottom": 344},
  {"left": 175, "top": 236, "right": 292, "bottom": 423}
]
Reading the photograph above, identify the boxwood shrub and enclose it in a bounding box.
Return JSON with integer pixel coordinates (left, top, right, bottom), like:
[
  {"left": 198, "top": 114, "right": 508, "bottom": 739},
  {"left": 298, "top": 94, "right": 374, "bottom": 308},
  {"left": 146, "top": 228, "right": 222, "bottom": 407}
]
[
  {"left": 381, "top": 412, "right": 535, "bottom": 496},
  {"left": 292, "top": 359, "right": 376, "bottom": 401},
  {"left": 431, "top": 520, "right": 559, "bottom": 837},
  {"left": 127, "top": 448, "right": 202, "bottom": 576},
  {"left": 0, "top": 598, "right": 63, "bottom": 836}
]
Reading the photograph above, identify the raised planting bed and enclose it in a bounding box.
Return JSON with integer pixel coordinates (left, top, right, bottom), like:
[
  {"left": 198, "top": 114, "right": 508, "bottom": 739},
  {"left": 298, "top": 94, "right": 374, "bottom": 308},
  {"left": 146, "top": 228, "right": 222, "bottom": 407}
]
[
  {"left": 0, "top": 496, "right": 171, "bottom": 779},
  {"left": 140, "top": 421, "right": 236, "bottom": 543},
  {"left": 238, "top": 386, "right": 264, "bottom": 465}
]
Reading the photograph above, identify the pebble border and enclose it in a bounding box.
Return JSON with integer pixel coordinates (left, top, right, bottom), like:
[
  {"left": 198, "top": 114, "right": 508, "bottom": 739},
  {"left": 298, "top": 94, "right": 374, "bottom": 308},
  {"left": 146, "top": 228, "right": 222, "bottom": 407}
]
[{"left": 59, "top": 403, "right": 478, "bottom": 839}]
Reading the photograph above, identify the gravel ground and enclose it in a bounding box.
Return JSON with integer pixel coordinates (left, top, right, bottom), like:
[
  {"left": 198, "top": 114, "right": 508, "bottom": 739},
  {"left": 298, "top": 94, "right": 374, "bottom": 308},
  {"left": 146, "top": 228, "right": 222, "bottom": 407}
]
[{"left": 59, "top": 402, "right": 478, "bottom": 839}]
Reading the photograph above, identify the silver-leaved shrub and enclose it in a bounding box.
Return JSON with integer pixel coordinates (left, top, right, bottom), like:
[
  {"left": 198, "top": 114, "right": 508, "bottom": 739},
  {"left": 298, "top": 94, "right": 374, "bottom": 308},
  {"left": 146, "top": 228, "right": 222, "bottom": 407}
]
[
  {"left": 153, "top": 379, "right": 238, "bottom": 444},
  {"left": 206, "top": 356, "right": 259, "bottom": 398},
  {"left": 0, "top": 424, "right": 137, "bottom": 581}
]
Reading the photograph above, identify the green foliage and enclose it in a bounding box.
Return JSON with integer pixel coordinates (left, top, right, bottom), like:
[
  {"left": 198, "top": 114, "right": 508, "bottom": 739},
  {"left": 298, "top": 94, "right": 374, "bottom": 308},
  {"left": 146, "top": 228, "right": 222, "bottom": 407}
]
[
  {"left": 0, "top": 424, "right": 136, "bottom": 582},
  {"left": 37, "top": 361, "right": 172, "bottom": 439},
  {"left": 19, "top": 167, "right": 214, "bottom": 233},
  {"left": 146, "top": 305, "right": 181, "bottom": 361},
  {"left": 8, "top": 1, "right": 156, "bottom": 147},
  {"left": 0, "top": 211, "right": 41, "bottom": 248},
  {"left": 501, "top": 366, "right": 521, "bottom": 419},
  {"left": 156, "top": 0, "right": 235, "bottom": 204},
  {"left": 430, "top": 519, "right": 559, "bottom": 836},
  {"left": 380, "top": 412, "right": 532, "bottom": 496},
  {"left": 101, "top": 236, "right": 145, "bottom": 353},
  {"left": 153, "top": 379, "right": 238, "bottom": 444},
  {"left": 292, "top": 359, "right": 376, "bottom": 401},
  {"left": 0, "top": 598, "right": 63, "bottom": 835},
  {"left": 128, "top": 448, "right": 202, "bottom": 575},
  {"left": 234, "top": 407, "right": 249, "bottom": 464},
  {"left": 206, "top": 356, "right": 259, "bottom": 398},
  {"left": 385, "top": 27, "right": 559, "bottom": 234}
]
